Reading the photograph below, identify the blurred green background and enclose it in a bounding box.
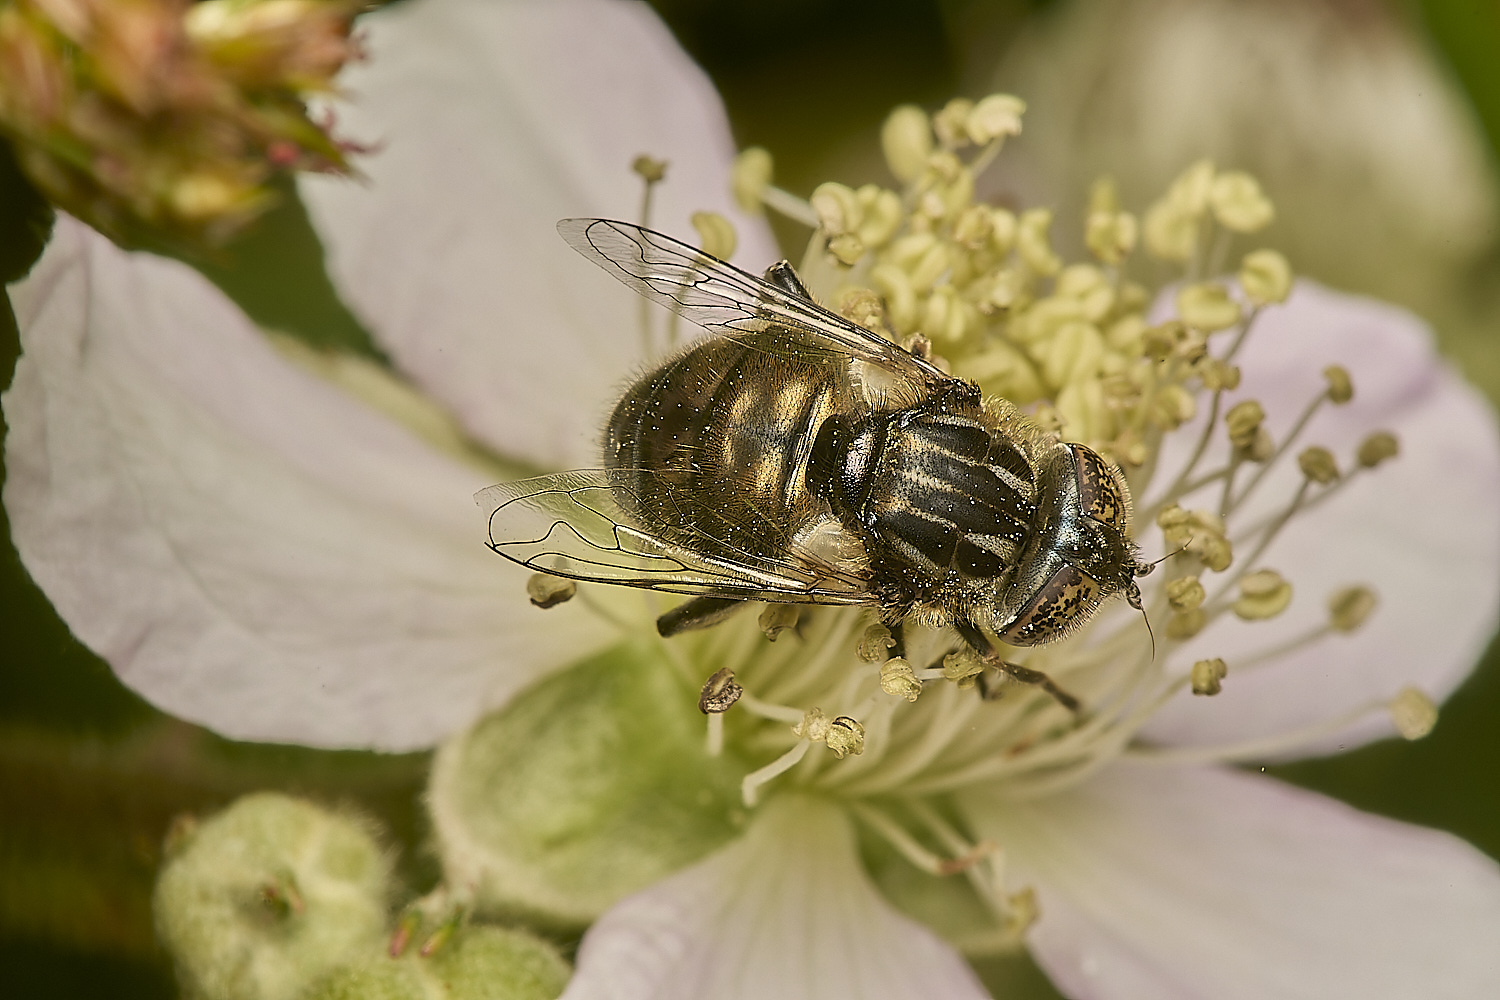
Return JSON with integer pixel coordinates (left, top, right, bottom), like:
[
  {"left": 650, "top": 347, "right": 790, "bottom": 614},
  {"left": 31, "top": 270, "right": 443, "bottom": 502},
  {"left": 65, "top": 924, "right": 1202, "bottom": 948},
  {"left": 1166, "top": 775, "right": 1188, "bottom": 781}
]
[{"left": 3, "top": 0, "right": 1499, "bottom": 996}]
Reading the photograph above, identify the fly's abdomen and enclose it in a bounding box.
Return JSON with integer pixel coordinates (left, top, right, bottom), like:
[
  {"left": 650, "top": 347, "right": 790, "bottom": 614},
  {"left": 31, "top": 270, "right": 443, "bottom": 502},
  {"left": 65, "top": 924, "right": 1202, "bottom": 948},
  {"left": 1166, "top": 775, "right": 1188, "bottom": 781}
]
[{"left": 605, "top": 335, "right": 839, "bottom": 563}]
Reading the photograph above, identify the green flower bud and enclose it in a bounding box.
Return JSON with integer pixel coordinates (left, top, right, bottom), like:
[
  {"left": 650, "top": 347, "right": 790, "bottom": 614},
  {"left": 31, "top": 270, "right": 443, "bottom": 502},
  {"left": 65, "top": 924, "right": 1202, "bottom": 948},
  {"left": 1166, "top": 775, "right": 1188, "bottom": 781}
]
[
  {"left": 427, "top": 641, "right": 747, "bottom": 928},
  {"left": 153, "top": 793, "right": 391, "bottom": 1000},
  {"left": 304, "top": 926, "right": 569, "bottom": 1000}
]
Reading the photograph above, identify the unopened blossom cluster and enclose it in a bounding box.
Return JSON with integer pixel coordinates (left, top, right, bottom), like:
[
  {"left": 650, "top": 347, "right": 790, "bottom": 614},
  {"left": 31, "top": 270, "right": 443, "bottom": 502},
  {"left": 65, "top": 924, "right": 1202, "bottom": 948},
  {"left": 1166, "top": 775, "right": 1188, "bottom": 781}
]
[
  {"left": 0, "top": 0, "right": 364, "bottom": 246},
  {"left": 4, "top": 1, "right": 1499, "bottom": 998}
]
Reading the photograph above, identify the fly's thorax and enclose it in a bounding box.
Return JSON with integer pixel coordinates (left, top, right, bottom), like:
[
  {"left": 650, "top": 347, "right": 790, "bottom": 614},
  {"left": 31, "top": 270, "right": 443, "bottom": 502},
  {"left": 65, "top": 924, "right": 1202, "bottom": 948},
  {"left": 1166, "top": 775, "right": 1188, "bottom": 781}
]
[
  {"left": 604, "top": 333, "right": 844, "bottom": 564},
  {"left": 993, "top": 443, "right": 1138, "bottom": 646}
]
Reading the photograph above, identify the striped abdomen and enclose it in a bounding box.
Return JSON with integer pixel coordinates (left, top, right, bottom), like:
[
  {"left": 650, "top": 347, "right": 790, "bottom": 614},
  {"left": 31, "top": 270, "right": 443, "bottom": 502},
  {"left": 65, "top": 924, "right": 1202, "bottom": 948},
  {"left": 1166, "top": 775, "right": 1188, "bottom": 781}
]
[{"left": 605, "top": 334, "right": 841, "bottom": 564}]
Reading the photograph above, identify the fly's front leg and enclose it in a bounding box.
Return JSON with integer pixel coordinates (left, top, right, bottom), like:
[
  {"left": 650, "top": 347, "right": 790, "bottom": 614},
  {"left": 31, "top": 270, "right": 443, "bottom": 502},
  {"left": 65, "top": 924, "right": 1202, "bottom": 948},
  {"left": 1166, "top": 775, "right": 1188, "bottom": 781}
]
[{"left": 953, "top": 620, "right": 1082, "bottom": 714}]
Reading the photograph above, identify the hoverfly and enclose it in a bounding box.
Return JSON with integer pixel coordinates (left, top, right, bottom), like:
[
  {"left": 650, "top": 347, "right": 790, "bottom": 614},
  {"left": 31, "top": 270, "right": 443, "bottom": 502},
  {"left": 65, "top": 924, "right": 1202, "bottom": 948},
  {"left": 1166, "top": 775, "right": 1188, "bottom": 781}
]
[{"left": 478, "top": 219, "right": 1149, "bottom": 708}]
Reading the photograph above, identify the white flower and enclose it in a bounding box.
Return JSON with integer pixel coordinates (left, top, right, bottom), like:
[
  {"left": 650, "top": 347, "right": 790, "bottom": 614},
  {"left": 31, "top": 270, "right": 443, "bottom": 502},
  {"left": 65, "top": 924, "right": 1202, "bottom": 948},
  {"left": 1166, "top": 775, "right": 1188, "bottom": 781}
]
[{"left": 6, "top": 0, "right": 1500, "bottom": 997}]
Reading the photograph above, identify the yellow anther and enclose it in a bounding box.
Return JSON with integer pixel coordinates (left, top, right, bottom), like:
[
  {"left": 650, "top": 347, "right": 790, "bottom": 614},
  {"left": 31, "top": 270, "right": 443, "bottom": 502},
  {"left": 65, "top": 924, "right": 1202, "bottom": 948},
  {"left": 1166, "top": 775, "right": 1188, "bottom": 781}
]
[
  {"left": 1190, "top": 658, "right": 1228, "bottom": 696},
  {"left": 838, "top": 288, "right": 888, "bottom": 335},
  {"left": 856, "top": 186, "right": 903, "bottom": 248},
  {"left": 1239, "top": 249, "right": 1292, "bottom": 305},
  {"left": 942, "top": 648, "right": 985, "bottom": 684},
  {"left": 698, "top": 668, "right": 744, "bottom": 714},
  {"left": 1143, "top": 160, "right": 1216, "bottom": 262},
  {"left": 1245, "top": 427, "right": 1274, "bottom": 463},
  {"left": 793, "top": 707, "right": 831, "bottom": 743},
  {"left": 1390, "top": 688, "right": 1438, "bottom": 741},
  {"left": 1151, "top": 384, "right": 1197, "bottom": 431},
  {"left": 933, "top": 97, "right": 975, "bottom": 148},
  {"left": 952, "top": 204, "right": 993, "bottom": 249},
  {"left": 811, "top": 181, "right": 862, "bottom": 235},
  {"left": 1017, "top": 208, "right": 1062, "bottom": 276},
  {"left": 1054, "top": 264, "right": 1108, "bottom": 300},
  {"left": 1196, "top": 535, "right": 1234, "bottom": 572},
  {"left": 825, "top": 717, "right": 866, "bottom": 758},
  {"left": 1089, "top": 176, "right": 1121, "bottom": 215},
  {"left": 909, "top": 241, "right": 952, "bottom": 293},
  {"left": 1085, "top": 209, "right": 1139, "bottom": 266},
  {"left": 921, "top": 286, "right": 975, "bottom": 344},
  {"left": 1031, "top": 402, "right": 1065, "bottom": 434},
  {"left": 1176, "top": 282, "right": 1242, "bottom": 332},
  {"left": 881, "top": 104, "right": 933, "bottom": 183},
  {"left": 871, "top": 264, "right": 918, "bottom": 332},
  {"left": 1143, "top": 200, "right": 1199, "bottom": 263},
  {"left": 989, "top": 208, "right": 1018, "bottom": 256},
  {"left": 1057, "top": 377, "right": 1109, "bottom": 444},
  {"left": 1225, "top": 400, "right": 1265, "bottom": 449},
  {"left": 1328, "top": 586, "right": 1378, "bottom": 632},
  {"left": 1169, "top": 159, "right": 1217, "bottom": 215},
  {"left": 1298, "top": 446, "right": 1340, "bottom": 484},
  {"left": 966, "top": 93, "right": 1026, "bottom": 145},
  {"left": 828, "top": 233, "right": 865, "bottom": 266},
  {"left": 631, "top": 154, "right": 668, "bottom": 184},
  {"left": 1106, "top": 314, "right": 1147, "bottom": 356},
  {"left": 1357, "top": 431, "right": 1400, "bottom": 468},
  {"left": 1165, "top": 609, "right": 1206, "bottom": 640},
  {"left": 1209, "top": 170, "right": 1274, "bottom": 232},
  {"left": 690, "top": 211, "right": 737, "bottom": 261},
  {"left": 1197, "top": 358, "right": 1241, "bottom": 392},
  {"left": 1142, "top": 321, "right": 1182, "bottom": 361},
  {"left": 1001, "top": 887, "right": 1040, "bottom": 940},
  {"left": 731, "top": 147, "right": 773, "bottom": 214},
  {"left": 879, "top": 658, "right": 923, "bottom": 702},
  {"left": 923, "top": 149, "right": 964, "bottom": 185},
  {"left": 1160, "top": 507, "right": 1233, "bottom": 571},
  {"left": 758, "top": 604, "right": 800, "bottom": 642},
  {"left": 858, "top": 623, "right": 896, "bottom": 662},
  {"left": 1233, "top": 569, "right": 1293, "bottom": 620},
  {"left": 526, "top": 574, "right": 576, "bottom": 609},
  {"left": 965, "top": 340, "right": 1044, "bottom": 403},
  {"left": 1039, "top": 321, "right": 1106, "bottom": 388},
  {"left": 1166, "top": 576, "right": 1206, "bottom": 613},
  {"left": 1323, "top": 366, "right": 1354, "bottom": 404}
]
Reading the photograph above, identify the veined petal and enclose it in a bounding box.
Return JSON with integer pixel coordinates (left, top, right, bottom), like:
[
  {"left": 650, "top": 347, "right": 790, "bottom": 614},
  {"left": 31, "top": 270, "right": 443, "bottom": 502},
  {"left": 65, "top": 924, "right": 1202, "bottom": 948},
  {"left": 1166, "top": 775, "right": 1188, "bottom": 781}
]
[
  {"left": 562, "top": 795, "right": 989, "bottom": 1000},
  {"left": 301, "top": 0, "right": 778, "bottom": 469},
  {"left": 3, "top": 218, "right": 616, "bottom": 750},
  {"left": 1144, "top": 282, "right": 1500, "bottom": 755},
  {"left": 963, "top": 762, "right": 1500, "bottom": 1000}
]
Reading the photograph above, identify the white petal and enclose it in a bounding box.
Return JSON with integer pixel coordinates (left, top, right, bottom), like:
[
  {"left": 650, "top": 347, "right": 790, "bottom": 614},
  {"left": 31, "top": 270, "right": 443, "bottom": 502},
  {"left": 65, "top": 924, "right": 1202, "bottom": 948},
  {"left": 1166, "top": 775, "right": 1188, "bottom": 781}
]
[
  {"left": 562, "top": 795, "right": 989, "bottom": 1000},
  {"left": 301, "top": 0, "right": 779, "bottom": 469},
  {"left": 3, "top": 218, "right": 615, "bottom": 749},
  {"left": 1142, "top": 282, "right": 1500, "bottom": 755},
  {"left": 963, "top": 763, "right": 1500, "bottom": 1000}
]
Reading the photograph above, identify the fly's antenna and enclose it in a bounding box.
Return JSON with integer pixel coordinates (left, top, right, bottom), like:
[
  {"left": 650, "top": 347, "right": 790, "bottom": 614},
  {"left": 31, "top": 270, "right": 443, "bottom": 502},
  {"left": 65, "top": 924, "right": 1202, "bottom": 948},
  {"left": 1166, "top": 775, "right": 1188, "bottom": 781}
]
[{"left": 1127, "top": 540, "right": 1189, "bottom": 662}]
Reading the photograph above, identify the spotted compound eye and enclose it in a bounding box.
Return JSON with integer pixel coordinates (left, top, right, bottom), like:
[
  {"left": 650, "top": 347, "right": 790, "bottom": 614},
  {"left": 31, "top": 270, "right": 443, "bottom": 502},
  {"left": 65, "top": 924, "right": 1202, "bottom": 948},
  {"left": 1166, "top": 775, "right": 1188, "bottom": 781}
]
[
  {"left": 1071, "top": 443, "right": 1130, "bottom": 529},
  {"left": 997, "top": 563, "right": 1104, "bottom": 647}
]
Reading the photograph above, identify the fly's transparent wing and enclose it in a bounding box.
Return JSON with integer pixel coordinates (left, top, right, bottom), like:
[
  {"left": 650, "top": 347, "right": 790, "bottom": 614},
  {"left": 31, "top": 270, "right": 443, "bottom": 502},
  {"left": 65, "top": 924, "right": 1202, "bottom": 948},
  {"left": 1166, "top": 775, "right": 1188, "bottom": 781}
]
[
  {"left": 477, "top": 472, "right": 871, "bottom": 604},
  {"left": 557, "top": 218, "right": 951, "bottom": 394}
]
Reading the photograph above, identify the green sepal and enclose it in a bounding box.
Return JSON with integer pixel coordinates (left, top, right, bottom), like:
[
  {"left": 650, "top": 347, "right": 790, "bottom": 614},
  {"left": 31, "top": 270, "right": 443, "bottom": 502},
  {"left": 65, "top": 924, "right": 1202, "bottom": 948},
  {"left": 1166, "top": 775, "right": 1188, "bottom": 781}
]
[{"left": 428, "top": 638, "right": 749, "bottom": 926}]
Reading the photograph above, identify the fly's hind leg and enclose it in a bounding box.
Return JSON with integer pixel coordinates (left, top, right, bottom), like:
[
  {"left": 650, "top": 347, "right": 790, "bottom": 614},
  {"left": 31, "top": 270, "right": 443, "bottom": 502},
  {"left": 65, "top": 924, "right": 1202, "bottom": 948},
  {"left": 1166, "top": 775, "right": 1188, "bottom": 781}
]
[
  {"left": 657, "top": 595, "right": 748, "bottom": 637},
  {"left": 953, "top": 620, "right": 1081, "bottom": 714}
]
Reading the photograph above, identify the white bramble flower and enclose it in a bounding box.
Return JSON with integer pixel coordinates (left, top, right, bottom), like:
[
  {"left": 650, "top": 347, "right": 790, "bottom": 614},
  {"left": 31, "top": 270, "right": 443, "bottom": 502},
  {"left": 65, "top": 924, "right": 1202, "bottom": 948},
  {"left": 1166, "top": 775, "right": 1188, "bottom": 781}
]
[{"left": 6, "top": 1, "right": 1500, "bottom": 998}]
